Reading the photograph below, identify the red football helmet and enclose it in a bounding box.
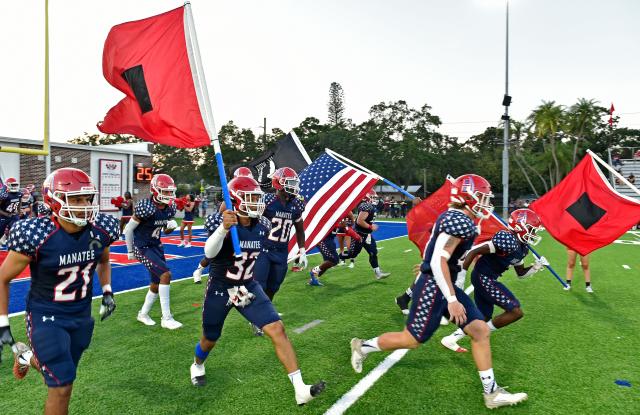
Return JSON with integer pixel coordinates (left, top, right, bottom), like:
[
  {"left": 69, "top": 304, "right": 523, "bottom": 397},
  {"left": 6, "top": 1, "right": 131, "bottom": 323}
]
[
  {"left": 5, "top": 177, "right": 19, "bottom": 192},
  {"left": 43, "top": 168, "right": 98, "bottom": 226},
  {"left": 150, "top": 174, "right": 176, "bottom": 205},
  {"left": 363, "top": 189, "right": 379, "bottom": 205},
  {"left": 271, "top": 167, "right": 300, "bottom": 196},
  {"left": 508, "top": 208, "right": 542, "bottom": 246},
  {"left": 450, "top": 174, "right": 494, "bottom": 219},
  {"left": 233, "top": 167, "right": 254, "bottom": 179},
  {"left": 228, "top": 177, "right": 265, "bottom": 218}
]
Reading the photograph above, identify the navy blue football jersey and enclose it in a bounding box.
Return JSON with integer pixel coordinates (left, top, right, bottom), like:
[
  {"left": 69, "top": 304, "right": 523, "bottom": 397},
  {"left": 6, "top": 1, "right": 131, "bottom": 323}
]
[
  {"left": 7, "top": 214, "right": 119, "bottom": 314},
  {"left": 354, "top": 202, "right": 376, "bottom": 234},
  {"left": 0, "top": 188, "right": 22, "bottom": 216},
  {"left": 420, "top": 209, "right": 478, "bottom": 277},
  {"left": 474, "top": 230, "right": 529, "bottom": 277},
  {"left": 133, "top": 198, "right": 176, "bottom": 248},
  {"left": 204, "top": 213, "right": 272, "bottom": 285},
  {"left": 262, "top": 193, "right": 304, "bottom": 251}
]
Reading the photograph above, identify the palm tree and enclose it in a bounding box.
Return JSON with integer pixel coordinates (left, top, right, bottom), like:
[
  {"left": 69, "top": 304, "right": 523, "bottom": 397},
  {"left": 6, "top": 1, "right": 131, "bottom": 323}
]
[
  {"left": 527, "top": 101, "right": 565, "bottom": 185},
  {"left": 567, "top": 98, "right": 605, "bottom": 166},
  {"left": 509, "top": 120, "right": 547, "bottom": 196}
]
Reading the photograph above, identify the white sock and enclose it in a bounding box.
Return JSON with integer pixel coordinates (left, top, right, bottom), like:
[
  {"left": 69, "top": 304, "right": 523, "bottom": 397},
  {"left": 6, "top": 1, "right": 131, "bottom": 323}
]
[
  {"left": 288, "top": 369, "right": 306, "bottom": 394},
  {"left": 159, "top": 284, "right": 172, "bottom": 318},
  {"left": 479, "top": 368, "right": 498, "bottom": 394},
  {"left": 405, "top": 287, "right": 413, "bottom": 297},
  {"left": 362, "top": 337, "right": 381, "bottom": 355},
  {"left": 374, "top": 267, "right": 381, "bottom": 273},
  {"left": 312, "top": 266, "right": 321, "bottom": 274},
  {"left": 487, "top": 321, "right": 497, "bottom": 332},
  {"left": 139, "top": 290, "right": 158, "bottom": 315},
  {"left": 452, "top": 328, "right": 467, "bottom": 341}
]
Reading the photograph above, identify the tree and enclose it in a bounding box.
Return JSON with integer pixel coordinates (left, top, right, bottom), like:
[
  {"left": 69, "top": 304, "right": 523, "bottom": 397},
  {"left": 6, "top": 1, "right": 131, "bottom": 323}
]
[
  {"left": 566, "top": 98, "right": 607, "bottom": 166},
  {"left": 527, "top": 101, "right": 565, "bottom": 185},
  {"left": 68, "top": 132, "right": 140, "bottom": 146},
  {"left": 327, "top": 82, "right": 346, "bottom": 127}
]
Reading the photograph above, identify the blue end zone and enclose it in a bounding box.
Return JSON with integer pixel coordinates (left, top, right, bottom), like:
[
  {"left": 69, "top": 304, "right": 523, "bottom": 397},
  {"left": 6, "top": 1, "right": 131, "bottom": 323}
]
[{"left": 7, "top": 222, "right": 408, "bottom": 314}]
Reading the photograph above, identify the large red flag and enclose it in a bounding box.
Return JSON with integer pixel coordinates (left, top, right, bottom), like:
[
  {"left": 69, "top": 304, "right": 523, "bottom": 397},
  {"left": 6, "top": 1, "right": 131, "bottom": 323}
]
[
  {"left": 531, "top": 153, "right": 640, "bottom": 255},
  {"left": 406, "top": 180, "right": 452, "bottom": 256},
  {"left": 98, "top": 7, "right": 210, "bottom": 148}
]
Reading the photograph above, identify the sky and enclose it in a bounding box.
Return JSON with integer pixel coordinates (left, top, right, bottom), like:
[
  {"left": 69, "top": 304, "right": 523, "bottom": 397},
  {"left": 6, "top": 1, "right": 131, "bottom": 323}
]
[{"left": 1, "top": 0, "right": 639, "bottom": 144}]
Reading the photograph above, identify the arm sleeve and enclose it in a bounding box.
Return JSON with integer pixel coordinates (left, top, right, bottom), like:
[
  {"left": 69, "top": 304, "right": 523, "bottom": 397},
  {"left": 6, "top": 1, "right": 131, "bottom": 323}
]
[
  {"left": 123, "top": 218, "right": 140, "bottom": 253},
  {"left": 429, "top": 232, "right": 454, "bottom": 299},
  {"left": 204, "top": 225, "right": 228, "bottom": 259}
]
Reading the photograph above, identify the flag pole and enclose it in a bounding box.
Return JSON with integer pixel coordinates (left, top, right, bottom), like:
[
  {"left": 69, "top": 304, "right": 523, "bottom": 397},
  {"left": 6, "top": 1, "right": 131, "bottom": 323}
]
[
  {"left": 325, "top": 148, "right": 415, "bottom": 199},
  {"left": 587, "top": 149, "right": 640, "bottom": 198},
  {"left": 183, "top": 2, "right": 242, "bottom": 257},
  {"left": 289, "top": 131, "right": 312, "bottom": 165}
]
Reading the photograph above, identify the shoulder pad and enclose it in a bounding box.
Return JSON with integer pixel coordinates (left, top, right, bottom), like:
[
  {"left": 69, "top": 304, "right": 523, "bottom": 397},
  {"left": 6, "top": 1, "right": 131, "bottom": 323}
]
[
  {"left": 492, "top": 230, "right": 519, "bottom": 253},
  {"left": 134, "top": 199, "right": 156, "bottom": 220},
  {"left": 94, "top": 213, "right": 120, "bottom": 245},
  {"left": 440, "top": 210, "right": 477, "bottom": 240},
  {"left": 7, "top": 217, "right": 56, "bottom": 257},
  {"left": 259, "top": 216, "right": 272, "bottom": 232},
  {"left": 205, "top": 213, "right": 223, "bottom": 235}
]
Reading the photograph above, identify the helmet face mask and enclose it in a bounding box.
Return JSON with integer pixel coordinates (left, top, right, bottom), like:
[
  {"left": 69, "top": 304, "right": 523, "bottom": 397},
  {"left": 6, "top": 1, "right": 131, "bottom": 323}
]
[
  {"left": 364, "top": 189, "right": 378, "bottom": 205},
  {"left": 451, "top": 174, "right": 494, "bottom": 219},
  {"left": 271, "top": 167, "right": 300, "bottom": 196},
  {"left": 6, "top": 178, "right": 20, "bottom": 193},
  {"left": 508, "top": 208, "right": 542, "bottom": 246},
  {"left": 150, "top": 174, "right": 176, "bottom": 205},
  {"left": 229, "top": 177, "right": 265, "bottom": 218},
  {"left": 43, "top": 169, "right": 99, "bottom": 227}
]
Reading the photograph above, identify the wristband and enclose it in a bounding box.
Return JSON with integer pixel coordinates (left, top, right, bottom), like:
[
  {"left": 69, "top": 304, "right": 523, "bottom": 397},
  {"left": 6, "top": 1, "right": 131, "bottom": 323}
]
[
  {"left": 369, "top": 224, "right": 373, "bottom": 230},
  {"left": 102, "top": 284, "right": 112, "bottom": 294},
  {"left": 446, "top": 295, "right": 458, "bottom": 304},
  {"left": 0, "top": 314, "right": 9, "bottom": 327}
]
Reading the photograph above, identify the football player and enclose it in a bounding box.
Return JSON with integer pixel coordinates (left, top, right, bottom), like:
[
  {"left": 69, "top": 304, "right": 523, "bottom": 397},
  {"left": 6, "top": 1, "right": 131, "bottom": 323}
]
[
  {"left": 254, "top": 167, "right": 307, "bottom": 300},
  {"left": 0, "top": 168, "right": 118, "bottom": 414},
  {"left": 441, "top": 208, "right": 548, "bottom": 353},
  {"left": 308, "top": 212, "right": 360, "bottom": 286},
  {"left": 123, "top": 174, "right": 181, "bottom": 329},
  {"left": 119, "top": 191, "right": 134, "bottom": 236},
  {"left": 189, "top": 176, "right": 326, "bottom": 405},
  {"left": 0, "top": 178, "right": 23, "bottom": 246},
  {"left": 191, "top": 167, "right": 254, "bottom": 284},
  {"left": 346, "top": 189, "right": 391, "bottom": 279},
  {"left": 349, "top": 175, "right": 528, "bottom": 409}
]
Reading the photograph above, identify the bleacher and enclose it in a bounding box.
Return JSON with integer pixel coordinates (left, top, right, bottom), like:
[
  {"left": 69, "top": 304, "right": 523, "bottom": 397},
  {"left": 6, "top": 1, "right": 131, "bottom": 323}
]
[{"left": 609, "top": 146, "right": 640, "bottom": 200}]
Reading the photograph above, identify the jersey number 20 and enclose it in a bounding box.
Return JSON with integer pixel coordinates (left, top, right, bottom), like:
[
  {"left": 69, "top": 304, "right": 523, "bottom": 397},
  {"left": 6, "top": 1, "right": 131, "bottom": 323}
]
[{"left": 269, "top": 218, "right": 293, "bottom": 243}]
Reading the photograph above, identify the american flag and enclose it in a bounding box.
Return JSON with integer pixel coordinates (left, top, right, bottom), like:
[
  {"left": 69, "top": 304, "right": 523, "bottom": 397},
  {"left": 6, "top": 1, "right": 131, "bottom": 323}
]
[{"left": 287, "top": 152, "right": 378, "bottom": 260}]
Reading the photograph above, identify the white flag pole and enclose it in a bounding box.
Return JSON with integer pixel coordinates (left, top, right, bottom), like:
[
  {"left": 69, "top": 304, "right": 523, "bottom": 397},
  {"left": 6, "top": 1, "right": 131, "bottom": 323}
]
[{"left": 587, "top": 149, "right": 640, "bottom": 199}]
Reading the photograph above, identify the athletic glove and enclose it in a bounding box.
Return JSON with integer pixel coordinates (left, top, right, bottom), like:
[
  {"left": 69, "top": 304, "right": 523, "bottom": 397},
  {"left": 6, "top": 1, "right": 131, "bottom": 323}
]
[{"left": 99, "top": 293, "right": 116, "bottom": 321}]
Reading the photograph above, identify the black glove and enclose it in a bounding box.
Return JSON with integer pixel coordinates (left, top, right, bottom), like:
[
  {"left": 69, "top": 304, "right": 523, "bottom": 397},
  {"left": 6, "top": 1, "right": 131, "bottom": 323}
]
[
  {"left": 99, "top": 292, "right": 116, "bottom": 321},
  {"left": 0, "top": 324, "right": 15, "bottom": 347}
]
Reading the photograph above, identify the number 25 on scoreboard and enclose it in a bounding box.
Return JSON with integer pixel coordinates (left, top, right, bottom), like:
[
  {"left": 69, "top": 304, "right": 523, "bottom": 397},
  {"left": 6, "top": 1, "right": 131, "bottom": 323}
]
[{"left": 135, "top": 166, "right": 153, "bottom": 183}]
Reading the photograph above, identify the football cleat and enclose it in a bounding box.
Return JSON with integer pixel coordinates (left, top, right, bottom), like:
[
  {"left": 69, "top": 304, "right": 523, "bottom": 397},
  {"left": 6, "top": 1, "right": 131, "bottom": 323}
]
[
  {"left": 12, "top": 342, "right": 32, "bottom": 380},
  {"left": 190, "top": 362, "right": 207, "bottom": 387},
  {"left": 290, "top": 265, "right": 303, "bottom": 272},
  {"left": 350, "top": 338, "right": 367, "bottom": 374},
  {"left": 563, "top": 284, "right": 571, "bottom": 291},
  {"left": 137, "top": 313, "right": 156, "bottom": 326},
  {"left": 440, "top": 334, "right": 468, "bottom": 353},
  {"left": 440, "top": 316, "right": 450, "bottom": 326},
  {"left": 160, "top": 316, "right": 183, "bottom": 330},
  {"left": 308, "top": 277, "right": 323, "bottom": 287},
  {"left": 337, "top": 260, "right": 345, "bottom": 266},
  {"left": 395, "top": 294, "right": 410, "bottom": 315},
  {"left": 296, "top": 380, "right": 327, "bottom": 406},
  {"left": 375, "top": 270, "right": 391, "bottom": 280},
  {"left": 347, "top": 261, "right": 355, "bottom": 269},
  {"left": 184, "top": 242, "right": 192, "bottom": 248},
  {"left": 586, "top": 286, "right": 593, "bottom": 293},
  {"left": 484, "top": 387, "right": 528, "bottom": 409},
  {"left": 178, "top": 240, "right": 185, "bottom": 247},
  {"left": 250, "top": 323, "right": 264, "bottom": 337}
]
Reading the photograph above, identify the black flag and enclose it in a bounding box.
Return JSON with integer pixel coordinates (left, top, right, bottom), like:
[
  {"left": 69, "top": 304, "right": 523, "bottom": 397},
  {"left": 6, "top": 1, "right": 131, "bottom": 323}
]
[{"left": 240, "top": 132, "right": 311, "bottom": 190}]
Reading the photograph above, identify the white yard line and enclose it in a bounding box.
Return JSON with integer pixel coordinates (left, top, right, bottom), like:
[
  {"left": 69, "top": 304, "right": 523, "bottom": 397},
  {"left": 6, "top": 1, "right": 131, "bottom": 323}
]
[
  {"left": 324, "top": 349, "right": 409, "bottom": 415},
  {"left": 293, "top": 319, "right": 324, "bottom": 334}
]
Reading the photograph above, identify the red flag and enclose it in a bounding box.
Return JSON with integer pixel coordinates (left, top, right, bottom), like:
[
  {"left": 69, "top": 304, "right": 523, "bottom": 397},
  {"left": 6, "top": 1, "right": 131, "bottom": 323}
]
[
  {"left": 530, "top": 153, "right": 640, "bottom": 255},
  {"left": 287, "top": 153, "right": 378, "bottom": 260},
  {"left": 609, "top": 103, "right": 615, "bottom": 127},
  {"left": 98, "top": 7, "right": 210, "bottom": 148},
  {"left": 476, "top": 214, "right": 506, "bottom": 244},
  {"left": 406, "top": 180, "right": 452, "bottom": 256}
]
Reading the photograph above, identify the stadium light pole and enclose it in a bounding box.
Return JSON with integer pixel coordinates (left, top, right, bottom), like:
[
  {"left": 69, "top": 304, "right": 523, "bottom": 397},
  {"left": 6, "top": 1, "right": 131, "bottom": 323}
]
[{"left": 501, "top": 0, "right": 511, "bottom": 218}]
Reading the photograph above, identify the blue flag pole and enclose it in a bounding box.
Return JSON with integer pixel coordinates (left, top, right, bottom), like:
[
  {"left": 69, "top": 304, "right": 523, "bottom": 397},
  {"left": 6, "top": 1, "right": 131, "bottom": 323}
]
[{"left": 185, "top": 2, "right": 242, "bottom": 257}]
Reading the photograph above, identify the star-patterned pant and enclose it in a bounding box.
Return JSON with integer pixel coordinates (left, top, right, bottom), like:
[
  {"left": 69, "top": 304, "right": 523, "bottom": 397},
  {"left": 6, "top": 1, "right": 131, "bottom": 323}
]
[
  {"left": 407, "top": 274, "right": 484, "bottom": 343},
  {"left": 134, "top": 245, "right": 170, "bottom": 284},
  {"left": 471, "top": 271, "right": 521, "bottom": 320},
  {"left": 318, "top": 234, "right": 339, "bottom": 264},
  {"left": 347, "top": 231, "right": 378, "bottom": 268}
]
